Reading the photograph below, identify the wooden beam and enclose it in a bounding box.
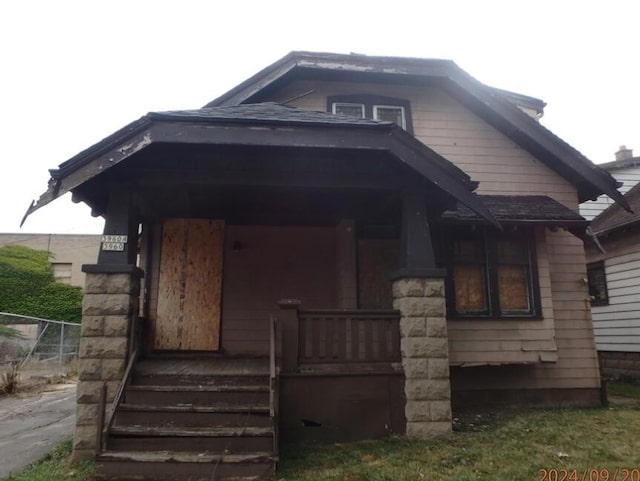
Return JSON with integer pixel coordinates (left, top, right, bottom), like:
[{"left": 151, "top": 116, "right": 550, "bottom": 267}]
[
  {"left": 393, "top": 191, "right": 445, "bottom": 279},
  {"left": 97, "top": 185, "right": 138, "bottom": 266}
]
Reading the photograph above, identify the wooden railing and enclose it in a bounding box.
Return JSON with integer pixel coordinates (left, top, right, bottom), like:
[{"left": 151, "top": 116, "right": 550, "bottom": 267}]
[
  {"left": 99, "top": 347, "right": 138, "bottom": 453},
  {"left": 269, "top": 314, "right": 279, "bottom": 457},
  {"left": 298, "top": 309, "right": 401, "bottom": 364}
]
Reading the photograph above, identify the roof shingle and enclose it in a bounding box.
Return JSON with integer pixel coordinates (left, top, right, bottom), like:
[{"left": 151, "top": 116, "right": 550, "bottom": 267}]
[
  {"left": 591, "top": 183, "right": 640, "bottom": 235},
  {"left": 441, "top": 195, "right": 586, "bottom": 225}
]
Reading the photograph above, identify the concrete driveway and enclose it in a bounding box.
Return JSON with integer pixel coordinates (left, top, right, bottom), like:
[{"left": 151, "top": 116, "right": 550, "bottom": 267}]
[{"left": 0, "top": 384, "right": 76, "bottom": 479}]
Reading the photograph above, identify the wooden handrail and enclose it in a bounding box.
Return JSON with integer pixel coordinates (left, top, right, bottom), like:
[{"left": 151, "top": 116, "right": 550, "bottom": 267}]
[
  {"left": 268, "top": 315, "right": 279, "bottom": 457},
  {"left": 101, "top": 348, "right": 138, "bottom": 451}
]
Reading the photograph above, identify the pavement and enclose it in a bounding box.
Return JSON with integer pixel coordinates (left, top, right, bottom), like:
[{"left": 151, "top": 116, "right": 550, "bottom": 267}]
[{"left": 0, "top": 384, "right": 77, "bottom": 479}]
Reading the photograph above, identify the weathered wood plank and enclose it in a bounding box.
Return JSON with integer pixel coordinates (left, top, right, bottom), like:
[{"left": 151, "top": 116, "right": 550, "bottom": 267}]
[{"left": 155, "top": 218, "right": 223, "bottom": 350}]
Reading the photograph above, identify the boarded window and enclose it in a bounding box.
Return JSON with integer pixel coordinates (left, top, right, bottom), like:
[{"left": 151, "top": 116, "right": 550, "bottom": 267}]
[
  {"left": 587, "top": 261, "right": 608, "bottom": 306},
  {"left": 448, "top": 227, "right": 538, "bottom": 318},
  {"left": 496, "top": 240, "right": 531, "bottom": 313},
  {"left": 452, "top": 239, "right": 487, "bottom": 313}
]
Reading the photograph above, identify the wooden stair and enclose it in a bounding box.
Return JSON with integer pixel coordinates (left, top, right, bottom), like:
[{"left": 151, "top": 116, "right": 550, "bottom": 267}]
[{"left": 95, "top": 358, "right": 276, "bottom": 481}]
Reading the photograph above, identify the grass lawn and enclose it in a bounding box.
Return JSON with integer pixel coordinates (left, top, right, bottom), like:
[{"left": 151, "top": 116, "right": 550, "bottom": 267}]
[
  {"left": 1, "top": 440, "right": 92, "bottom": 481},
  {"left": 4, "top": 386, "right": 639, "bottom": 481},
  {"left": 276, "top": 403, "right": 640, "bottom": 481}
]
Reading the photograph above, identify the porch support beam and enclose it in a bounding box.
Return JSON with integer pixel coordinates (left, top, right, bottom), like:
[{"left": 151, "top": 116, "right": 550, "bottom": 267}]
[
  {"left": 96, "top": 185, "right": 139, "bottom": 267},
  {"left": 392, "top": 192, "right": 452, "bottom": 439},
  {"left": 393, "top": 191, "right": 445, "bottom": 280}
]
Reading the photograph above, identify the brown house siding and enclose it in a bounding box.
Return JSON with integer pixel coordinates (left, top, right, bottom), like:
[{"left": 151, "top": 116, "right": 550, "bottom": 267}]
[
  {"left": 273, "top": 80, "right": 578, "bottom": 207},
  {"left": 221, "top": 226, "right": 338, "bottom": 355},
  {"left": 268, "top": 79, "right": 599, "bottom": 393}
]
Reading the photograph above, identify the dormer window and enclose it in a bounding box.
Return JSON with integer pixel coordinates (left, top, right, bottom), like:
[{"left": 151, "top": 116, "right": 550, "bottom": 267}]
[
  {"left": 328, "top": 95, "right": 413, "bottom": 133},
  {"left": 333, "top": 103, "right": 365, "bottom": 119},
  {"left": 373, "top": 105, "right": 406, "bottom": 129}
]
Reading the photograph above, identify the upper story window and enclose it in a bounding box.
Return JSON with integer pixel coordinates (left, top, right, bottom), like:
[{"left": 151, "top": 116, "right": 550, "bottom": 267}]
[
  {"left": 587, "top": 261, "right": 609, "bottom": 306},
  {"left": 443, "top": 226, "right": 541, "bottom": 319},
  {"left": 328, "top": 95, "right": 413, "bottom": 133}
]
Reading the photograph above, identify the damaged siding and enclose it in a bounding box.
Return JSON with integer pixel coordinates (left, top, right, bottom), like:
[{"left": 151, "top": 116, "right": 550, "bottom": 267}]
[{"left": 448, "top": 228, "right": 558, "bottom": 367}]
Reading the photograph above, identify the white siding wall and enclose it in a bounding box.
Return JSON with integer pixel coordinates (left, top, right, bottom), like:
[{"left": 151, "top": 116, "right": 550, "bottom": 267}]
[
  {"left": 590, "top": 239, "right": 640, "bottom": 353},
  {"left": 580, "top": 167, "right": 640, "bottom": 220}
]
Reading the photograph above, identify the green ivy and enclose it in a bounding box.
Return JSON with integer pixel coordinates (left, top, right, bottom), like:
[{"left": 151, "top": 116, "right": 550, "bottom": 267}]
[{"left": 0, "top": 245, "right": 83, "bottom": 323}]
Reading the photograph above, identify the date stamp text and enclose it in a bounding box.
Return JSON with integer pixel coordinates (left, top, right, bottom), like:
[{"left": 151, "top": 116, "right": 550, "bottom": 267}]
[{"left": 539, "top": 468, "right": 640, "bottom": 481}]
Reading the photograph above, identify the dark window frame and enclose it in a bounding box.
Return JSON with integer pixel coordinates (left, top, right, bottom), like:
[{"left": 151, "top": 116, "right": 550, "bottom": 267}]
[
  {"left": 587, "top": 261, "right": 609, "bottom": 306},
  {"left": 444, "top": 226, "right": 542, "bottom": 319},
  {"left": 327, "top": 94, "right": 414, "bottom": 134}
]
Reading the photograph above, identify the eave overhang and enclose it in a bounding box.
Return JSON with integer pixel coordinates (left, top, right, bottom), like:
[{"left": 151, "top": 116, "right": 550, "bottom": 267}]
[
  {"left": 23, "top": 103, "right": 500, "bottom": 229},
  {"left": 206, "top": 51, "right": 628, "bottom": 212},
  {"left": 590, "top": 182, "right": 640, "bottom": 237},
  {"left": 440, "top": 194, "right": 589, "bottom": 238}
]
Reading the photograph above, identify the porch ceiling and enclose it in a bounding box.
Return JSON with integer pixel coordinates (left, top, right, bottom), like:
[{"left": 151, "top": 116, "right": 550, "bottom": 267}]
[{"left": 23, "top": 103, "right": 500, "bottom": 228}]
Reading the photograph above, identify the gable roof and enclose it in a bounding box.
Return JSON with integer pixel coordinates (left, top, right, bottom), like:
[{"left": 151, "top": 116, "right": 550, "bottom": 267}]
[
  {"left": 206, "top": 51, "right": 628, "bottom": 210},
  {"left": 24, "top": 102, "right": 500, "bottom": 229},
  {"left": 590, "top": 182, "right": 640, "bottom": 236}
]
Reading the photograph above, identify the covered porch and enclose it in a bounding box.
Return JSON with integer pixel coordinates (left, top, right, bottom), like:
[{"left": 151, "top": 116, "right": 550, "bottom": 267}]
[{"left": 25, "top": 103, "right": 499, "bottom": 475}]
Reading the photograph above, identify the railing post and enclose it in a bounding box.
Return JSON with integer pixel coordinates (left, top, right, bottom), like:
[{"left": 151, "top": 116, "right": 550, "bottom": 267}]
[
  {"left": 277, "top": 299, "right": 301, "bottom": 373},
  {"left": 59, "top": 322, "right": 65, "bottom": 364}
]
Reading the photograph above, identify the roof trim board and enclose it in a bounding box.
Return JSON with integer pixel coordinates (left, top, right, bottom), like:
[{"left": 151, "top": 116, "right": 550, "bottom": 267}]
[{"left": 23, "top": 103, "right": 500, "bottom": 229}]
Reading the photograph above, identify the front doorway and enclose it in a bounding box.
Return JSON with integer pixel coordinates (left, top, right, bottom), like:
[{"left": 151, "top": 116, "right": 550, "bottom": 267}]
[{"left": 153, "top": 218, "right": 224, "bottom": 351}]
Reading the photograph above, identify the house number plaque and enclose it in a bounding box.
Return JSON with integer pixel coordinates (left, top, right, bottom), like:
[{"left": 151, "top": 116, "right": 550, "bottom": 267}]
[{"left": 101, "top": 235, "right": 128, "bottom": 252}]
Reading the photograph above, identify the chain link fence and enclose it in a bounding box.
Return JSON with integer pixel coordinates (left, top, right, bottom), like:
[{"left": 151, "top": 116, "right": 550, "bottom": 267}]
[{"left": 0, "top": 312, "right": 81, "bottom": 386}]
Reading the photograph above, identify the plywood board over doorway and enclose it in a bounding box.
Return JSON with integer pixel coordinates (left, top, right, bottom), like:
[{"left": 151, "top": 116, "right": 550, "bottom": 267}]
[{"left": 155, "top": 219, "right": 224, "bottom": 351}]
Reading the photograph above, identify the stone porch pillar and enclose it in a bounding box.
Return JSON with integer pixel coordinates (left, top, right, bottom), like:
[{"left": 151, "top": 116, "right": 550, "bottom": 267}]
[
  {"left": 392, "top": 277, "right": 451, "bottom": 438},
  {"left": 73, "top": 266, "right": 142, "bottom": 460}
]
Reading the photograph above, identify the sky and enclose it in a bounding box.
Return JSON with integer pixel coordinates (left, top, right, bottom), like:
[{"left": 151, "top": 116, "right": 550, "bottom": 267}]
[{"left": 1, "top": 0, "right": 638, "bottom": 234}]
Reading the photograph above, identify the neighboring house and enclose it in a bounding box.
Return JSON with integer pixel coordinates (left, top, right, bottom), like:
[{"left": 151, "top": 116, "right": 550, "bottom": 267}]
[
  {"left": 580, "top": 146, "right": 640, "bottom": 220},
  {"left": 585, "top": 182, "right": 640, "bottom": 381},
  {"left": 24, "top": 51, "right": 627, "bottom": 480},
  {"left": 0, "top": 233, "right": 100, "bottom": 287}
]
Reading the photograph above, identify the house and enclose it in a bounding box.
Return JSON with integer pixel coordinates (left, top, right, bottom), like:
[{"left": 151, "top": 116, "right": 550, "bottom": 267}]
[
  {"left": 580, "top": 146, "right": 640, "bottom": 381},
  {"left": 580, "top": 146, "right": 640, "bottom": 220},
  {"left": 0, "top": 233, "right": 101, "bottom": 287},
  {"left": 585, "top": 181, "right": 640, "bottom": 381},
  {"left": 24, "top": 51, "right": 627, "bottom": 480}
]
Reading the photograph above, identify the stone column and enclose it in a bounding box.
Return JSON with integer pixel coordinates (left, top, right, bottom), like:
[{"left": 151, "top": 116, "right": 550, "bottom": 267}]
[
  {"left": 73, "top": 267, "right": 141, "bottom": 460},
  {"left": 392, "top": 277, "right": 452, "bottom": 438}
]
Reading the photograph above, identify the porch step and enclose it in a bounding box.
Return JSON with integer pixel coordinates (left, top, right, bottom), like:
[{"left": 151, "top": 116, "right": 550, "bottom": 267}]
[
  {"left": 107, "top": 434, "right": 274, "bottom": 453},
  {"left": 110, "top": 426, "right": 274, "bottom": 437},
  {"left": 132, "top": 374, "right": 270, "bottom": 387},
  {"left": 98, "top": 356, "right": 276, "bottom": 480},
  {"left": 115, "top": 403, "right": 270, "bottom": 428},
  {"left": 124, "top": 384, "right": 270, "bottom": 406},
  {"left": 95, "top": 450, "right": 275, "bottom": 480}
]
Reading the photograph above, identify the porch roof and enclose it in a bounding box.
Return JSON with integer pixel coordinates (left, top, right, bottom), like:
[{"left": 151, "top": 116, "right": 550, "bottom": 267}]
[
  {"left": 440, "top": 195, "right": 589, "bottom": 229},
  {"left": 24, "top": 103, "right": 501, "bottom": 228}
]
